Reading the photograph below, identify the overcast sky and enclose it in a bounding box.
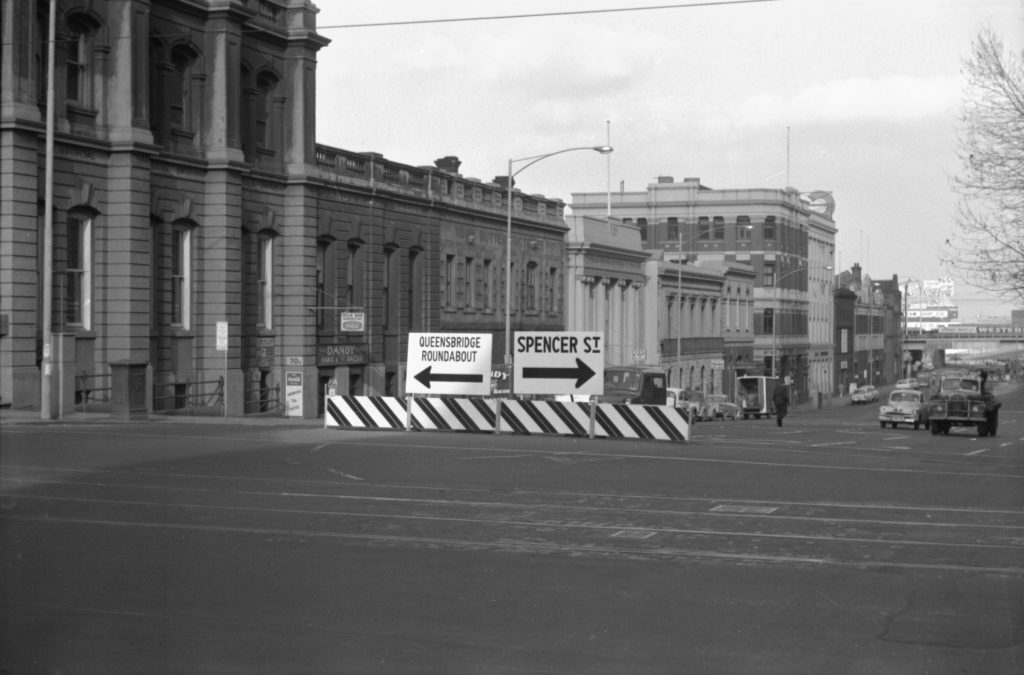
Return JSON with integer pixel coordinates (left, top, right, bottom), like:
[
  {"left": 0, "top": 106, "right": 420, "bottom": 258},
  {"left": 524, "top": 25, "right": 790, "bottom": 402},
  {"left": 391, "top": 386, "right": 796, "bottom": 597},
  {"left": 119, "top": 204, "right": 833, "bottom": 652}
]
[{"left": 313, "top": 0, "right": 1024, "bottom": 320}]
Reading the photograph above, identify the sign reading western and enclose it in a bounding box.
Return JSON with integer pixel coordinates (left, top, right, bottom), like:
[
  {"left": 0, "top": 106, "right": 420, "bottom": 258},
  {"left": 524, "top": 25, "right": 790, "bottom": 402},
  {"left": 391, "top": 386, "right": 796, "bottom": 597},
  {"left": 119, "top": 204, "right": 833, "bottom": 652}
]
[
  {"left": 513, "top": 331, "right": 604, "bottom": 395},
  {"left": 405, "top": 333, "right": 493, "bottom": 396}
]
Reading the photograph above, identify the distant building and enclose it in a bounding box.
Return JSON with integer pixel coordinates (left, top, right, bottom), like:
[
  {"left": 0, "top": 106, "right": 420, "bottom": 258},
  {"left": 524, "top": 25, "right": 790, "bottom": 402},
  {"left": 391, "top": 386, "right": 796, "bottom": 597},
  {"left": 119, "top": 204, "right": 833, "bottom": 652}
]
[
  {"left": 834, "top": 264, "right": 902, "bottom": 389},
  {"left": 571, "top": 177, "right": 836, "bottom": 405}
]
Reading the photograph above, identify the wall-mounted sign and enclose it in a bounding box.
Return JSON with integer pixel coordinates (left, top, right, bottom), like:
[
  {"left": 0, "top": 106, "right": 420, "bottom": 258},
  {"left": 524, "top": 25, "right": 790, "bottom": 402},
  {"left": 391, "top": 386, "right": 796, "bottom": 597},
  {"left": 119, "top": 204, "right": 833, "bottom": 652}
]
[
  {"left": 318, "top": 343, "right": 369, "bottom": 366},
  {"left": 340, "top": 312, "right": 365, "bottom": 332}
]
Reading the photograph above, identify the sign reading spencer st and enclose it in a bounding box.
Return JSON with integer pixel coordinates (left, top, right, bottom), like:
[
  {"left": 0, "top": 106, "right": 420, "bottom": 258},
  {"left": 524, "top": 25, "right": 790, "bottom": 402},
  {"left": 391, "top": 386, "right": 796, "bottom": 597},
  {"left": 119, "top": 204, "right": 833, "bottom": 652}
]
[
  {"left": 513, "top": 331, "right": 604, "bottom": 396},
  {"left": 405, "top": 333, "right": 492, "bottom": 396}
]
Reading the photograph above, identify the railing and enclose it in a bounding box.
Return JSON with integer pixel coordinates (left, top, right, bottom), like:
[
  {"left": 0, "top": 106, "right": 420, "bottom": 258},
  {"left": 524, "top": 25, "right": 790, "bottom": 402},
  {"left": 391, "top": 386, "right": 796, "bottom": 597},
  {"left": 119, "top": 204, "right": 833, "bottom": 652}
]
[
  {"left": 244, "top": 383, "right": 281, "bottom": 416},
  {"left": 75, "top": 372, "right": 112, "bottom": 411},
  {"left": 152, "top": 377, "right": 223, "bottom": 416}
]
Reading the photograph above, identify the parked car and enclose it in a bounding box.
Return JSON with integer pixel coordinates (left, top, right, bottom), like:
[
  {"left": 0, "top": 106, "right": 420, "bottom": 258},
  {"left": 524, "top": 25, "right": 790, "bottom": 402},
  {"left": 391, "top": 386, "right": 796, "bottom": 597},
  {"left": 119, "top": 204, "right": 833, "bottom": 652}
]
[
  {"left": 878, "top": 389, "right": 929, "bottom": 430},
  {"left": 700, "top": 394, "right": 741, "bottom": 421},
  {"left": 667, "top": 387, "right": 703, "bottom": 422},
  {"left": 851, "top": 385, "right": 879, "bottom": 404},
  {"left": 895, "top": 378, "right": 919, "bottom": 390}
]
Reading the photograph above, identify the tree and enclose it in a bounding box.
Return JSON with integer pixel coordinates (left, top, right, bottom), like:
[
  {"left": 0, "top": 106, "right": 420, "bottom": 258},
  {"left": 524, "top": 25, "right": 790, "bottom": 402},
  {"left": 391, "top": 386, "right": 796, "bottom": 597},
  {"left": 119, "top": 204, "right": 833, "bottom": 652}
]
[{"left": 947, "top": 29, "right": 1024, "bottom": 304}]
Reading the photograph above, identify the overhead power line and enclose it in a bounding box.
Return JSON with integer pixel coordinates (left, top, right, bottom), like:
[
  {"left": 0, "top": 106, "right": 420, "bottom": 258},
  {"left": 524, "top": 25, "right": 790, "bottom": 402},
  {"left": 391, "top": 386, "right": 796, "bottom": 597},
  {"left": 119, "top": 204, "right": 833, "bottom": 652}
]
[{"left": 318, "top": 0, "right": 781, "bottom": 30}]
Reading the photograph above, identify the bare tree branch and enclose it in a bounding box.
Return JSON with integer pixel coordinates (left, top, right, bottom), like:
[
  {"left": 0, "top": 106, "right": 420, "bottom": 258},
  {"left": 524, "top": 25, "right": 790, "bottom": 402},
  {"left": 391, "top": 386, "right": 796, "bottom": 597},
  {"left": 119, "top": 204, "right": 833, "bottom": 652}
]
[{"left": 947, "top": 28, "right": 1024, "bottom": 305}]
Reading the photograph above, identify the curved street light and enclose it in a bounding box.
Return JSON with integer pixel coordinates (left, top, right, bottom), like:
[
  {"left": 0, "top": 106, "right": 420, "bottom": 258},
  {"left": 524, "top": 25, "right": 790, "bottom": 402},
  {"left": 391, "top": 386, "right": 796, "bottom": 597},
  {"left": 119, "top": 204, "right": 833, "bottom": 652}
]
[{"left": 503, "top": 145, "right": 613, "bottom": 374}]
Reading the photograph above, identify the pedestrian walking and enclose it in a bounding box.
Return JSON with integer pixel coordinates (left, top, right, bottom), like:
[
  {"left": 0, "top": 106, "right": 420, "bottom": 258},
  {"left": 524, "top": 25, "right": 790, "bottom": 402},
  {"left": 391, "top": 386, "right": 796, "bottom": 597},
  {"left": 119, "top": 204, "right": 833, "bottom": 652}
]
[{"left": 773, "top": 380, "right": 789, "bottom": 427}]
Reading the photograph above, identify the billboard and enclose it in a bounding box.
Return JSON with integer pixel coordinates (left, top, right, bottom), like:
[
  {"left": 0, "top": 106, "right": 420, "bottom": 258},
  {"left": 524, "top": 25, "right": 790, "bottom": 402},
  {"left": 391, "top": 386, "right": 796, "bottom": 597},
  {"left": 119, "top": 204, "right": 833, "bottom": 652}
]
[{"left": 907, "top": 278, "right": 954, "bottom": 308}]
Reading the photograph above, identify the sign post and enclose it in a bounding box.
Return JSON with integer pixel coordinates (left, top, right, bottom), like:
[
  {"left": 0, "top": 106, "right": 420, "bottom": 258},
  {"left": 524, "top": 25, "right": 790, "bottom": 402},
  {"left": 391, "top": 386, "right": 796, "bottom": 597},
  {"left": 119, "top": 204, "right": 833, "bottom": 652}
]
[
  {"left": 513, "top": 331, "right": 604, "bottom": 396},
  {"left": 216, "top": 321, "right": 228, "bottom": 417}
]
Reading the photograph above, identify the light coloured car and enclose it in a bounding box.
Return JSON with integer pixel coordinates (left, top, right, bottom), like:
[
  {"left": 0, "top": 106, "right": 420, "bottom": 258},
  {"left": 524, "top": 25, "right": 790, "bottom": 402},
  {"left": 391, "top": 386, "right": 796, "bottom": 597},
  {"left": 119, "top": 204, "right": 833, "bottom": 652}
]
[
  {"left": 851, "top": 385, "right": 879, "bottom": 404},
  {"left": 895, "top": 378, "right": 919, "bottom": 390},
  {"left": 667, "top": 387, "right": 703, "bottom": 422},
  {"left": 700, "top": 394, "right": 741, "bottom": 421},
  {"left": 878, "top": 389, "right": 929, "bottom": 430}
]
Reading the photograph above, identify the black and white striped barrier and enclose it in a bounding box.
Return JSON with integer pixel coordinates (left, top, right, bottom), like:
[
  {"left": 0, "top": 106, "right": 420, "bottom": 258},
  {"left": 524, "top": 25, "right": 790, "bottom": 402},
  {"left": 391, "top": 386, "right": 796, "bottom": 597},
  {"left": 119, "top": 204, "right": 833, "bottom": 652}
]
[{"left": 324, "top": 395, "right": 689, "bottom": 442}]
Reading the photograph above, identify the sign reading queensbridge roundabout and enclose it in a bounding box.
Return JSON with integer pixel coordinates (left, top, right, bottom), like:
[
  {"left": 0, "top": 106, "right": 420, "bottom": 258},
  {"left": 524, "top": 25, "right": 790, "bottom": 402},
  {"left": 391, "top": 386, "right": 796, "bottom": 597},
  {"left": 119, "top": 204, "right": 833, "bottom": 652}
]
[{"left": 405, "top": 333, "right": 493, "bottom": 396}]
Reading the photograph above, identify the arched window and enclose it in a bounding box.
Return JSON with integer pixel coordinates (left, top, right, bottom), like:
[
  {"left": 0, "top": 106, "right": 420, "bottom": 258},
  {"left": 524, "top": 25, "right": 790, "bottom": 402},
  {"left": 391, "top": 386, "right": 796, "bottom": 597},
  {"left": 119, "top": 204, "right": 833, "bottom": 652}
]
[{"left": 169, "top": 45, "right": 199, "bottom": 132}]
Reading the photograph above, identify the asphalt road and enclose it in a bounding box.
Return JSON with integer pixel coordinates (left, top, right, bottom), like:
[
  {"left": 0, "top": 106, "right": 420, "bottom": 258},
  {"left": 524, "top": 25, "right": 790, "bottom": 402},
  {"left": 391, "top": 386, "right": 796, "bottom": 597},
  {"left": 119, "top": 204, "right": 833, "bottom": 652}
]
[{"left": 2, "top": 383, "right": 1022, "bottom": 674}]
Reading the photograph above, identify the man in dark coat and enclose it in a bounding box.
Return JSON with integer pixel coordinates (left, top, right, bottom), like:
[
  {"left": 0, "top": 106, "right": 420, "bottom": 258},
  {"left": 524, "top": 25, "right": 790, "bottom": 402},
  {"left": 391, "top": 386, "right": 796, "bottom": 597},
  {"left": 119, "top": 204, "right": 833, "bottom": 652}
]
[{"left": 773, "top": 379, "right": 789, "bottom": 427}]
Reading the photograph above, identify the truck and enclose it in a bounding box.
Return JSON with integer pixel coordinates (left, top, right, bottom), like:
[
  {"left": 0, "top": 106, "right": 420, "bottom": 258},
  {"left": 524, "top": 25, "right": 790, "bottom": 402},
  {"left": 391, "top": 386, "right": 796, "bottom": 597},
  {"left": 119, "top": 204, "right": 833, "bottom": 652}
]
[
  {"left": 736, "top": 376, "right": 777, "bottom": 420},
  {"left": 598, "top": 366, "right": 668, "bottom": 405},
  {"left": 926, "top": 371, "right": 1001, "bottom": 437}
]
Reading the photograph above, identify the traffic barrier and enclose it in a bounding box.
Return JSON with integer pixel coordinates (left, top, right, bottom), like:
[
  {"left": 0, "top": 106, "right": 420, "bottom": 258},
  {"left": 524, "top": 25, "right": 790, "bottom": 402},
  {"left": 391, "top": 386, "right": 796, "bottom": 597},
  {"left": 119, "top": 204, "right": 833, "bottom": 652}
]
[{"left": 324, "top": 395, "right": 690, "bottom": 442}]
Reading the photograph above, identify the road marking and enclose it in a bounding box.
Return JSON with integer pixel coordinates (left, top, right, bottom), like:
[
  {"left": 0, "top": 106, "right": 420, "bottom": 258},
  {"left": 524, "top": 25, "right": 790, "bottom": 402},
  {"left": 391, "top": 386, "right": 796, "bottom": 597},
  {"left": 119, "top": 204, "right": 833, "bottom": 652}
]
[
  {"left": 7, "top": 513, "right": 1023, "bottom": 575},
  {"left": 710, "top": 504, "right": 779, "bottom": 515},
  {"left": 966, "top": 448, "right": 989, "bottom": 456},
  {"left": 610, "top": 529, "right": 656, "bottom": 540}
]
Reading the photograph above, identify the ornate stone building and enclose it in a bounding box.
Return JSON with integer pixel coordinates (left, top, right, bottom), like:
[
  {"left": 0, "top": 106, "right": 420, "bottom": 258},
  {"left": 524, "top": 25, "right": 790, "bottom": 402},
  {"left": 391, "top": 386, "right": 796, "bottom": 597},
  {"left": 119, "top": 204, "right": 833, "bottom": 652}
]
[{"left": 0, "top": 0, "right": 567, "bottom": 416}]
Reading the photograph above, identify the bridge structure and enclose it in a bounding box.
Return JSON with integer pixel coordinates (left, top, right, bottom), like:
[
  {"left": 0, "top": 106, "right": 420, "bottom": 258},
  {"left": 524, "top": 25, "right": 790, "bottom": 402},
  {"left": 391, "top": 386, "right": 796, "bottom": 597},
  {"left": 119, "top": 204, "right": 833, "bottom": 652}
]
[{"left": 903, "top": 330, "right": 1024, "bottom": 372}]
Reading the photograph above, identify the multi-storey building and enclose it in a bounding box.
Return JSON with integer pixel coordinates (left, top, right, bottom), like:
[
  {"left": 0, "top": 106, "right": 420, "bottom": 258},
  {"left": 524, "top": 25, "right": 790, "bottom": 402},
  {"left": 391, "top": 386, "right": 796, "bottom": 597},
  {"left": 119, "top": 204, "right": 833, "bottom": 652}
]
[
  {"left": 571, "top": 176, "right": 836, "bottom": 405},
  {"left": 0, "top": 1, "right": 568, "bottom": 417},
  {"left": 835, "top": 264, "right": 901, "bottom": 391}
]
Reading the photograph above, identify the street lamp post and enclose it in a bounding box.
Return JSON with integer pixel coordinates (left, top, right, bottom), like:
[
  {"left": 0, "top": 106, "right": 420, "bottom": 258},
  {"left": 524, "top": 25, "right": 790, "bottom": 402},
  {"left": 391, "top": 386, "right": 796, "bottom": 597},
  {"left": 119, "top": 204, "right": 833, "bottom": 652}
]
[{"left": 504, "top": 145, "right": 613, "bottom": 376}]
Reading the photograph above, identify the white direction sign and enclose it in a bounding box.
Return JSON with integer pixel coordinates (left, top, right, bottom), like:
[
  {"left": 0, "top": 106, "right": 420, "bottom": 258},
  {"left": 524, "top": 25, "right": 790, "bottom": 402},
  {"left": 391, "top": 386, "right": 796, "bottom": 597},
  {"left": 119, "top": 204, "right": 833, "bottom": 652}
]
[
  {"left": 513, "top": 331, "right": 604, "bottom": 395},
  {"left": 405, "top": 333, "right": 492, "bottom": 396}
]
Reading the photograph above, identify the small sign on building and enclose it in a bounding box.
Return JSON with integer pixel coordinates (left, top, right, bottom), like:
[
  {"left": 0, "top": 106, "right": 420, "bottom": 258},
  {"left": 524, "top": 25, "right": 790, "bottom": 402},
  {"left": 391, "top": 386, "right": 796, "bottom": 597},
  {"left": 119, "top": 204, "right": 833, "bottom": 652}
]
[{"left": 340, "top": 312, "right": 365, "bottom": 332}]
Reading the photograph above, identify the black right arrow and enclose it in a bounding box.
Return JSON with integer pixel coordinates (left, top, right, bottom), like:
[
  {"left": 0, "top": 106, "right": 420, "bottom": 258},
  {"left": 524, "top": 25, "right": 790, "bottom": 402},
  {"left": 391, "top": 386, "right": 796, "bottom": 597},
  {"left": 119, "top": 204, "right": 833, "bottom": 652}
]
[
  {"left": 414, "top": 366, "right": 484, "bottom": 389},
  {"left": 522, "top": 358, "right": 596, "bottom": 388}
]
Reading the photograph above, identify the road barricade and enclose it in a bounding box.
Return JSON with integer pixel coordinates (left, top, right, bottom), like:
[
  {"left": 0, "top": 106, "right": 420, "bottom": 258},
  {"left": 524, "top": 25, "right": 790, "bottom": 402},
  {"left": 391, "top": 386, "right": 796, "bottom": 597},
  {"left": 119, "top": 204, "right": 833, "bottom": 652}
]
[{"left": 324, "top": 395, "right": 689, "bottom": 442}]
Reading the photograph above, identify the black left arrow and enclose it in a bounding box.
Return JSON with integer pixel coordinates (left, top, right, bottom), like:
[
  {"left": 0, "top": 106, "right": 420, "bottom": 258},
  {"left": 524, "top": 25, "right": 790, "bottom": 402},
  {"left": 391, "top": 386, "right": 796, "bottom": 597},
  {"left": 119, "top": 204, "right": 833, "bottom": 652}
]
[
  {"left": 414, "top": 366, "right": 484, "bottom": 389},
  {"left": 522, "top": 358, "right": 596, "bottom": 388}
]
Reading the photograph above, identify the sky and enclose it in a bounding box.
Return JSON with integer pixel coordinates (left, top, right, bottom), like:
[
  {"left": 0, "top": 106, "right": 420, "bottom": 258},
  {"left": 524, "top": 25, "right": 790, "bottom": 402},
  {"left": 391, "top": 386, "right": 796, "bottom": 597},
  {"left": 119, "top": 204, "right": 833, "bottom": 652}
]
[{"left": 312, "top": 0, "right": 1024, "bottom": 321}]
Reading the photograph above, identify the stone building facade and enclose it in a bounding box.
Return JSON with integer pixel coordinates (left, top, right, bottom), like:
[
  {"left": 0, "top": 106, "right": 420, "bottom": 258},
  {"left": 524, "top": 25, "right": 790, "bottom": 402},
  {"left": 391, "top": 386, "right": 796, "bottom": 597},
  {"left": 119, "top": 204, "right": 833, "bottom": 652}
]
[{"left": 0, "top": 0, "right": 568, "bottom": 416}]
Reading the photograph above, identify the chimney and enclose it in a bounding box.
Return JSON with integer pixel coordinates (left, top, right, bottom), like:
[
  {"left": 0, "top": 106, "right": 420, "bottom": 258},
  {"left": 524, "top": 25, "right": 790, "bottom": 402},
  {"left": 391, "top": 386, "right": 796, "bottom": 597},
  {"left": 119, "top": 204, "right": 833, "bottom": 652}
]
[
  {"left": 493, "top": 175, "right": 515, "bottom": 190},
  {"left": 852, "top": 263, "right": 862, "bottom": 289},
  {"left": 434, "top": 156, "right": 462, "bottom": 174}
]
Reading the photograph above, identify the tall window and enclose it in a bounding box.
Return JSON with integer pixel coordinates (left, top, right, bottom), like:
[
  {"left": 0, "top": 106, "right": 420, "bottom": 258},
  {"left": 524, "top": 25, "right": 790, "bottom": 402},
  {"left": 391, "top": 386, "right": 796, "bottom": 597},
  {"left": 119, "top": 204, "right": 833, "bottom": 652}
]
[
  {"left": 62, "top": 214, "right": 91, "bottom": 329},
  {"left": 667, "top": 217, "right": 679, "bottom": 240},
  {"left": 383, "top": 246, "right": 397, "bottom": 330},
  {"left": 763, "top": 262, "right": 776, "bottom": 287},
  {"left": 408, "top": 248, "right": 423, "bottom": 331},
  {"left": 65, "top": 16, "right": 97, "bottom": 107},
  {"left": 737, "top": 216, "right": 751, "bottom": 240},
  {"left": 316, "top": 240, "right": 329, "bottom": 330},
  {"left": 169, "top": 47, "right": 197, "bottom": 131},
  {"left": 525, "top": 262, "right": 538, "bottom": 311},
  {"left": 698, "top": 217, "right": 711, "bottom": 240},
  {"left": 482, "top": 259, "right": 493, "bottom": 310},
  {"left": 463, "top": 257, "right": 474, "bottom": 309},
  {"left": 443, "top": 254, "right": 455, "bottom": 308},
  {"left": 258, "top": 236, "right": 273, "bottom": 328},
  {"left": 713, "top": 217, "right": 725, "bottom": 240},
  {"left": 346, "top": 241, "right": 364, "bottom": 309},
  {"left": 546, "top": 267, "right": 558, "bottom": 312},
  {"left": 171, "top": 226, "right": 191, "bottom": 328},
  {"left": 764, "top": 216, "right": 776, "bottom": 240}
]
